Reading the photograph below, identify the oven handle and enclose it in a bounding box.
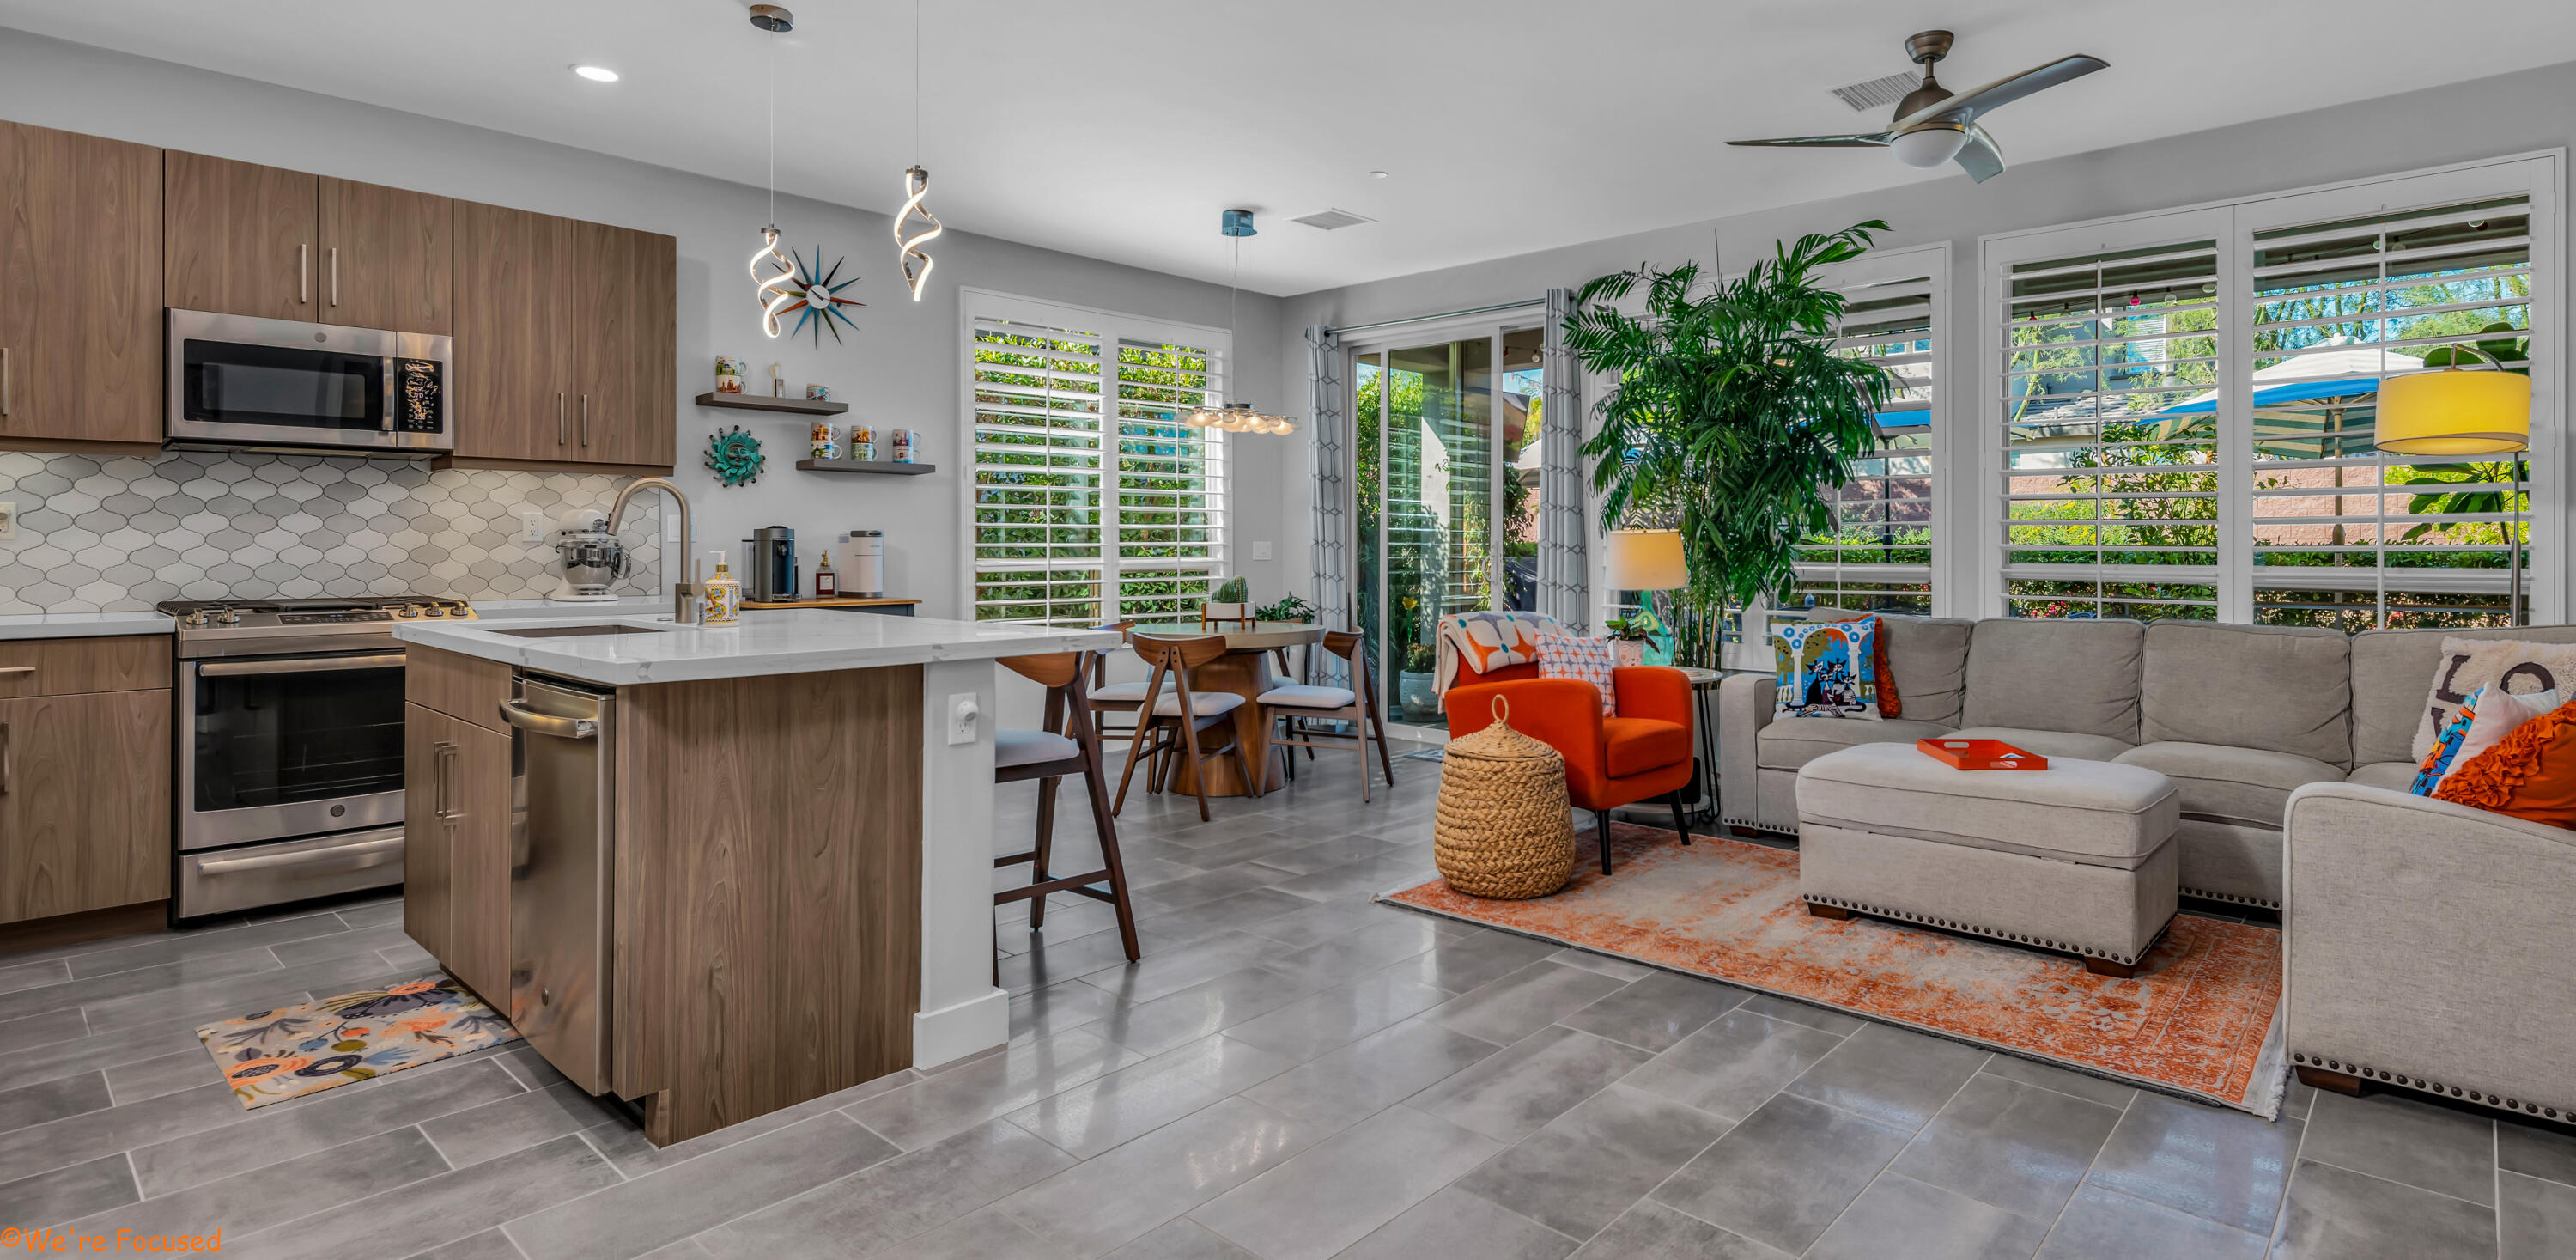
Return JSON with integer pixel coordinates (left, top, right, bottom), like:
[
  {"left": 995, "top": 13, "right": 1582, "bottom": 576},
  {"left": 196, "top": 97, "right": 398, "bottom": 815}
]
[
  {"left": 196, "top": 653, "right": 407, "bottom": 678},
  {"left": 197, "top": 836, "right": 403, "bottom": 875},
  {"left": 500, "top": 700, "right": 597, "bottom": 740}
]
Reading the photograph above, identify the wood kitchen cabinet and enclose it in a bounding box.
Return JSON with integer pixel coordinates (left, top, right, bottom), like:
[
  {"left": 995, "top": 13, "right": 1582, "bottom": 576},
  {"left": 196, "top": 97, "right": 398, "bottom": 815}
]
[
  {"left": 453, "top": 201, "right": 675, "bottom": 473},
  {"left": 0, "top": 689, "right": 169, "bottom": 925},
  {"left": 403, "top": 701, "right": 511, "bottom": 1003},
  {"left": 167, "top": 152, "right": 453, "bottom": 334},
  {"left": 0, "top": 122, "right": 164, "bottom": 454}
]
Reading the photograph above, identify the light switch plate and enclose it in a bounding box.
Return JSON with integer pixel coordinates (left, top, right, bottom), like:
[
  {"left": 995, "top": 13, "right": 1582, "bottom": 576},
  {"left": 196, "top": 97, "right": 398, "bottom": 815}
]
[
  {"left": 521, "top": 510, "right": 545, "bottom": 544},
  {"left": 0, "top": 502, "right": 15, "bottom": 540},
  {"left": 1250, "top": 541, "right": 1273, "bottom": 561},
  {"left": 946, "top": 692, "right": 980, "bottom": 745}
]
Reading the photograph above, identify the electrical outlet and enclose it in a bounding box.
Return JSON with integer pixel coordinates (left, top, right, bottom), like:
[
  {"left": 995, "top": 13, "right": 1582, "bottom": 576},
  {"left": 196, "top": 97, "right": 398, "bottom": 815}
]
[
  {"left": 521, "top": 510, "right": 545, "bottom": 544},
  {"left": 1250, "top": 541, "right": 1273, "bottom": 561},
  {"left": 946, "top": 692, "right": 981, "bottom": 746},
  {"left": 0, "top": 502, "right": 15, "bottom": 541}
]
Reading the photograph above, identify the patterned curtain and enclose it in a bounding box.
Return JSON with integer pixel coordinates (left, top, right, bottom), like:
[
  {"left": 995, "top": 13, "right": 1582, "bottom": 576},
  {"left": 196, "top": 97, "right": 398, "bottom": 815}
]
[
  {"left": 1539, "top": 288, "right": 1590, "bottom": 633},
  {"left": 1305, "top": 325, "right": 1352, "bottom": 685}
]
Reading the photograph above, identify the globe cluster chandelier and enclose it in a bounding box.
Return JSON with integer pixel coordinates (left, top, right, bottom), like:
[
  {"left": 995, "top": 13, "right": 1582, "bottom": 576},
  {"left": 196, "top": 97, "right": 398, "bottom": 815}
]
[{"left": 1183, "top": 209, "right": 1297, "bottom": 436}]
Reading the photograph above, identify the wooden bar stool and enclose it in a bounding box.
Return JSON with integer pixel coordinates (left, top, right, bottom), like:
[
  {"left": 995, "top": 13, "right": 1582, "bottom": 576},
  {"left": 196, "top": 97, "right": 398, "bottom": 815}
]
[
  {"left": 1114, "top": 634, "right": 1253, "bottom": 821},
  {"left": 1261, "top": 630, "right": 1397, "bottom": 800},
  {"left": 993, "top": 649, "right": 1139, "bottom": 959}
]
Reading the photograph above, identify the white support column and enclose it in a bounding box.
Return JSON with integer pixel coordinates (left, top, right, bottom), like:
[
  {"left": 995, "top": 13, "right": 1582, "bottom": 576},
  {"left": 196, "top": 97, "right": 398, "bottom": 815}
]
[{"left": 912, "top": 657, "right": 1007, "bottom": 1068}]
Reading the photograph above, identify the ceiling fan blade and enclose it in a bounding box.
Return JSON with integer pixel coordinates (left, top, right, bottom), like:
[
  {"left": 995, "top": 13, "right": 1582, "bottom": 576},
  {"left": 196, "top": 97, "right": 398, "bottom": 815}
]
[
  {"left": 1726, "top": 133, "right": 1893, "bottom": 149},
  {"left": 1955, "top": 123, "right": 2005, "bottom": 183},
  {"left": 1893, "top": 54, "right": 2107, "bottom": 130}
]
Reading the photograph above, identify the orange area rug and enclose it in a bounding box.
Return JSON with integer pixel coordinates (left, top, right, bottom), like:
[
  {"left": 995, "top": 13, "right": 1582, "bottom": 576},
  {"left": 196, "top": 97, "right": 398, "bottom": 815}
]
[{"left": 1382, "top": 822, "right": 2287, "bottom": 1117}]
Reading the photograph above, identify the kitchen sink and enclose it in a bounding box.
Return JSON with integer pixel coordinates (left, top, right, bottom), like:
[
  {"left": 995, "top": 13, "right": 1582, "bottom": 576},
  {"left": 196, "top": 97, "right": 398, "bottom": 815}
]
[{"left": 486, "top": 624, "right": 671, "bottom": 639}]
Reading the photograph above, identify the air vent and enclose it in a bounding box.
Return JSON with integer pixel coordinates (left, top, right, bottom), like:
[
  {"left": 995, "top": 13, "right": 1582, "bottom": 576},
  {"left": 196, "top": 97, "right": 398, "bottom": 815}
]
[
  {"left": 1291, "top": 207, "right": 1375, "bottom": 231},
  {"left": 1830, "top": 71, "right": 1919, "bottom": 113}
]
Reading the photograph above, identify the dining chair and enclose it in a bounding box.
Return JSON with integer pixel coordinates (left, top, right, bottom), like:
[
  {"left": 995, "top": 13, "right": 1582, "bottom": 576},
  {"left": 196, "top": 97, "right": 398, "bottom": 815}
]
[
  {"left": 1260, "top": 630, "right": 1397, "bottom": 800},
  {"left": 993, "top": 648, "right": 1140, "bottom": 961},
  {"left": 1114, "top": 633, "right": 1253, "bottom": 821},
  {"left": 1078, "top": 620, "right": 1148, "bottom": 773}
]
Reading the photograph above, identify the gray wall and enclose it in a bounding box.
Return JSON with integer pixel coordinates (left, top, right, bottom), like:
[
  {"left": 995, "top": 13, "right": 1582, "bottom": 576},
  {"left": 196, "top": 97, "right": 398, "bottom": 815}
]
[
  {"left": 1273, "top": 57, "right": 2576, "bottom": 612},
  {"left": 0, "top": 27, "right": 1291, "bottom": 620}
]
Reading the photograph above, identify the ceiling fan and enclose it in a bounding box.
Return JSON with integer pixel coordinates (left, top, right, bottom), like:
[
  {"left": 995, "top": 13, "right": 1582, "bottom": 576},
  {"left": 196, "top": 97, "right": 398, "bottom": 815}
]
[{"left": 1728, "top": 31, "right": 2107, "bottom": 183}]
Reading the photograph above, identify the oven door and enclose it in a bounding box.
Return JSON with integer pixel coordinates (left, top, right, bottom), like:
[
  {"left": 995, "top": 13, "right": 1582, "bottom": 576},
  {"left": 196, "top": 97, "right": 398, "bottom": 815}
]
[
  {"left": 179, "top": 650, "right": 408, "bottom": 851},
  {"left": 165, "top": 309, "right": 452, "bottom": 454}
]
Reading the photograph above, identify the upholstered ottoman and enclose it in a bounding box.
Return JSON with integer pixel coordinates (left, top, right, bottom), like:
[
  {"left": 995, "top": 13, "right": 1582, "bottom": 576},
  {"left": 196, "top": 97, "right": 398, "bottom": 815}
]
[{"left": 1795, "top": 743, "right": 2181, "bottom": 977}]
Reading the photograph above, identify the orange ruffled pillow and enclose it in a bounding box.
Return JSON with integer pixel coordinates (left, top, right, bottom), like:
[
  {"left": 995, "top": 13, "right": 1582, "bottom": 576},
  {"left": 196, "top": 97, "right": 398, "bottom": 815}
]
[{"left": 2432, "top": 695, "right": 2576, "bottom": 830}]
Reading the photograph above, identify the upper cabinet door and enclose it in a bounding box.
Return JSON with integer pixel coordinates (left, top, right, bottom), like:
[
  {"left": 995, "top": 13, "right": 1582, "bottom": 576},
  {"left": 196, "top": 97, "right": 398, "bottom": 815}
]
[
  {"left": 571, "top": 222, "right": 677, "bottom": 467},
  {"left": 453, "top": 200, "right": 571, "bottom": 462},
  {"left": 164, "top": 151, "right": 318, "bottom": 321},
  {"left": 0, "top": 123, "right": 163, "bottom": 447},
  {"left": 319, "top": 177, "right": 452, "bottom": 334}
]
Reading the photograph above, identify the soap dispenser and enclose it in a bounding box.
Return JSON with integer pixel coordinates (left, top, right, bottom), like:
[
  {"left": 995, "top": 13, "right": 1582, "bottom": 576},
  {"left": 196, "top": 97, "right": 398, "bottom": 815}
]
[{"left": 702, "top": 550, "right": 743, "bottom": 626}]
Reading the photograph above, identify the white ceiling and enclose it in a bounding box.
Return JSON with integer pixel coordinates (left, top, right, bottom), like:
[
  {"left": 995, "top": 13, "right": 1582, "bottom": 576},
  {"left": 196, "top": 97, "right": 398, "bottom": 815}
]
[{"left": 8, "top": 1, "right": 2576, "bottom": 296}]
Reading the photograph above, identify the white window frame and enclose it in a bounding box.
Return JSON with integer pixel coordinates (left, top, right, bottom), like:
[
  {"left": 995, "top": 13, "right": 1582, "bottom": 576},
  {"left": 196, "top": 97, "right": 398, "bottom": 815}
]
[
  {"left": 1977, "top": 151, "right": 2564, "bottom": 624},
  {"left": 957, "top": 287, "right": 1234, "bottom": 624}
]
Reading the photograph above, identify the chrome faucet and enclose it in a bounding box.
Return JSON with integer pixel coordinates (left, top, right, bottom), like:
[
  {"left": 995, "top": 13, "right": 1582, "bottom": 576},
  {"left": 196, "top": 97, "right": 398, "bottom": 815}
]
[{"left": 607, "top": 476, "right": 701, "bottom": 624}]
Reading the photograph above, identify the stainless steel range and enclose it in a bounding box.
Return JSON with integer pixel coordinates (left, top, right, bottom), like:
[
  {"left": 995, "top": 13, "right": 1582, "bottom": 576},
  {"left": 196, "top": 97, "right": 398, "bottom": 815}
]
[{"left": 161, "top": 595, "right": 480, "bottom": 919}]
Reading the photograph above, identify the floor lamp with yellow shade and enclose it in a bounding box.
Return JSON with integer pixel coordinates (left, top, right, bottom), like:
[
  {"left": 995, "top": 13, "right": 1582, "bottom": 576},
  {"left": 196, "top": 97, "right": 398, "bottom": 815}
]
[{"left": 2375, "top": 345, "right": 2532, "bottom": 624}]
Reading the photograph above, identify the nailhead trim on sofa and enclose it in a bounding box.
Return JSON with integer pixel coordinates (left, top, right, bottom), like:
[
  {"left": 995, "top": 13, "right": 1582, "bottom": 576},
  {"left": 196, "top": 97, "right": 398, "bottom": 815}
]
[
  {"left": 1801, "top": 894, "right": 2161, "bottom": 966},
  {"left": 2180, "top": 886, "right": 2282, "bottom": 910},
  {"left": 2293, "top": 1050, "right": 2568, "bottom": 1121}
]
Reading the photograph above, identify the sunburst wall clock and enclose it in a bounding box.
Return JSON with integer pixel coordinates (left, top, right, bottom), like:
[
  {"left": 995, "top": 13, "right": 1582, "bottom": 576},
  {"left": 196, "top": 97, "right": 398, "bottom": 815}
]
[
  {"left": 704, "top": 425, "right": 766, "bottom": 487},
  {"left": 775, "top": 247, "right": 866, "bottom": 345}
]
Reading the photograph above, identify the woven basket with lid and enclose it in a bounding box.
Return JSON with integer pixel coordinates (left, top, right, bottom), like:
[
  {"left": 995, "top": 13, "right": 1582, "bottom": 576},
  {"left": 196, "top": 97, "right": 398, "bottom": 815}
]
[{"left": 1434, "top": 697, "right": 1576, "bottom": 899}]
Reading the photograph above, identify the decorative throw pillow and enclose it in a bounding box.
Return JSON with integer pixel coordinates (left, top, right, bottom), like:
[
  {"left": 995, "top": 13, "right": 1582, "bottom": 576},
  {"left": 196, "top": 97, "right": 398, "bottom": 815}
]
[
  {"left": 1773, "top": 619, "right": 1881, "bottom": 721},
  {"left": 1534, "top": 634, "right": 1619, "bottom": 715},
  {"left": 2433, "top": 695, "right": 2576, "bottom": 830},
  {"left": 2410, "top": 686, "right": 2482, "bottom": 795},
  {"left": 1813, "top": 610, "right": 1901, "bottom": 719},
  {"left": 2412, "top": 637, "right": 2576, "bottom": 762},
  {"left": 1437, "top": 611, "right": 1565, "bottom": 693},
  {"left": 2440, "top": 687, "right": 2562, "bottom": 794}
]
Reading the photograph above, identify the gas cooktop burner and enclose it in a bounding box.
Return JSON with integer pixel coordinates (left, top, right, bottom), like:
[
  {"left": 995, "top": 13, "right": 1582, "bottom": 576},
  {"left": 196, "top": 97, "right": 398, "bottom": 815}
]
[{"left": 160, "top": 594, "right": 478, "bottom": 655}]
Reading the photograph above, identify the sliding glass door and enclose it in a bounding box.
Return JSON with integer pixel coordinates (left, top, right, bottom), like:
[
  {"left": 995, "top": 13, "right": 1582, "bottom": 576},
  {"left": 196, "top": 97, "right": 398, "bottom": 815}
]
[{"left": 1353, "top": 326, "right": 1546, "bottom": 727}]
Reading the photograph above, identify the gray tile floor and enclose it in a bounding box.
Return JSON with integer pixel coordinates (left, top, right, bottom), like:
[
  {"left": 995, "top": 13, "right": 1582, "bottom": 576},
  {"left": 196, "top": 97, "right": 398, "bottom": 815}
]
[{"left": 2, "top": 756, "right": 2571, "bottom": 1258}]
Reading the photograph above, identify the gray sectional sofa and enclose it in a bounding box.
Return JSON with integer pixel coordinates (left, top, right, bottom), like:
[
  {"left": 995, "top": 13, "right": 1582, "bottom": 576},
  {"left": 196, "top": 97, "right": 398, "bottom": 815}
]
[{"left": 1718, "top": 615, "right": 2576, "bottom": 908}]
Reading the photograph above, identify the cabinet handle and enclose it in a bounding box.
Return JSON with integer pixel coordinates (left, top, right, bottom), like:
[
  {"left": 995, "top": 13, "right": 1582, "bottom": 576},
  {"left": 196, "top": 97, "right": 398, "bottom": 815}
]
[
  {"left": 434, "top": 740, "right": 460, "bottom": 822},
  {"left": 581, "top": 394, "right": 592, "bottom": 447},
  {"left": 330, "top": 247, "right": 340, "bottom": 307},
  {"left": 2, "top": 346, "right": 9, "bottom": 417},
  {"left": 299, "top": 243, "right": 309, "bottom": 304},
  {"left": 558, "top": 392, "right": 568, "bottom": 446},
  {"left": 0, "top": 666, "right": 33, "bottom": 677},
  {"left": 2, "top": 719, "right": 11, "bottom": 795}
]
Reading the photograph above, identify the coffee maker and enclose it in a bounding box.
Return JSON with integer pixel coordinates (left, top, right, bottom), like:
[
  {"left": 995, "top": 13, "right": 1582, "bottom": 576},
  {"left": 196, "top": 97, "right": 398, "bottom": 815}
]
[{"left": 744, "top": 526, "right": 797, "bottom": 602}]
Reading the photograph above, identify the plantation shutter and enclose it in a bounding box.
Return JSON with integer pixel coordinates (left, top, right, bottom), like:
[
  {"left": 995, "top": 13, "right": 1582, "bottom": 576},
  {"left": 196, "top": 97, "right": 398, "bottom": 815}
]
[
  {"left": 1998, "top": 240, "right": 2225, "bottom": 618},
  {"left": 968, "top": 295, "right": 1230, "bottom": 626},
  {"left": 1801, "top": 271, "right": 1936, "bottom": 614},
  {"left": 2245, "top": 197, "right": 2534, "bottom": 630}
]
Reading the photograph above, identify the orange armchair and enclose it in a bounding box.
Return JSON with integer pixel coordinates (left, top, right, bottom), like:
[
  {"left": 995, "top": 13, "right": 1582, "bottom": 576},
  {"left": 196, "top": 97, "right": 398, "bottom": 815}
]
[{"left": 1447, "top": 657, "right": 1696, "bottom": 874}]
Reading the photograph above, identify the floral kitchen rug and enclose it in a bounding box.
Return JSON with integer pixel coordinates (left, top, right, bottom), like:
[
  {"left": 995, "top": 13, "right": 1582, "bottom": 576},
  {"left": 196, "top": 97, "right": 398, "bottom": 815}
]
[{"left": 197, "top": 975, "right": 520, "bottom": 1109}]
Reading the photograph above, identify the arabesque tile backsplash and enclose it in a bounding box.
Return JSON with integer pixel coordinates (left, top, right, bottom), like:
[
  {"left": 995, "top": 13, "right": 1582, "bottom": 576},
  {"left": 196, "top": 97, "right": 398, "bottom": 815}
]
[{"left": 0, "top": 451, "right": 662, "bottom": 614}]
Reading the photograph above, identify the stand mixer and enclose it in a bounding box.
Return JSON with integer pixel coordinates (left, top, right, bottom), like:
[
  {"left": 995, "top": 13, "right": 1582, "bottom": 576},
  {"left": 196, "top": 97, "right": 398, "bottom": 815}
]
[{"left": 545, "top": 508, "right": 630, "bottom": 602}]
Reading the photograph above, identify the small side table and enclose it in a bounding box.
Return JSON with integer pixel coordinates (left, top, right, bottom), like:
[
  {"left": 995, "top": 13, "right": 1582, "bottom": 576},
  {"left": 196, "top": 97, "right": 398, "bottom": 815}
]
[{"left": 1675, "top": 667, "right": 1725, "bottom": 823}]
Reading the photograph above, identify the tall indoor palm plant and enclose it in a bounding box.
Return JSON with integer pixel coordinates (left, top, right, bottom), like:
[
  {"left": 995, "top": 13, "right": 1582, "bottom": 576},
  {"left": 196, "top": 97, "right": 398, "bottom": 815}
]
[{"left": 1564, "top": 222, "right": 1898, "bottom": 616}]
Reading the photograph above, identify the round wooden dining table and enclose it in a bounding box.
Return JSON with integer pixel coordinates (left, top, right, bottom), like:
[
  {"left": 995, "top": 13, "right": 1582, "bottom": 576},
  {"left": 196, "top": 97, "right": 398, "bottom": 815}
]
[{"left": 1128, "top": 620, "right": 1325, "bottom": 797}]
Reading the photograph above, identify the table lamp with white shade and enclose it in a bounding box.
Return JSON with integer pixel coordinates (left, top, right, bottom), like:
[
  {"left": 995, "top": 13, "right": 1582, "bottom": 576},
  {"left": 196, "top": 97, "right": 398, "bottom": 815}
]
[
  {"left": 2374, "top": 345, "right": 2531, "bottom": 624},
  {"left": 1605, "top": 530, "right": 1687, "bottom": 665}
]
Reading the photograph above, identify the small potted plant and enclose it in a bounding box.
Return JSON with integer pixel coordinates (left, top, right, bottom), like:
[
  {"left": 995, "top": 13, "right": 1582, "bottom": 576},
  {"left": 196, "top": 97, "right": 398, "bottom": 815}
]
[
  {"left": 1201, "top": 576, "right": 1250, "bottom": 626},
  {"left": 1398, "top": 639, "right": 1440, "bottom": 720},
  {"left": 1253, "top": 593, "right": 1315, "bottom": 623},
  {"left": 1603, "top": 606, "right": 1663, "bottom": 667}
]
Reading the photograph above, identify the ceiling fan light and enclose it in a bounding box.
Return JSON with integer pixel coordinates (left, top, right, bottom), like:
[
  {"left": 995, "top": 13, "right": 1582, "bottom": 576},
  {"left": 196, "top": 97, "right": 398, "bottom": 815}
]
[{"left": 1892, "top": 124, "right": 1968, "bottom": 168}]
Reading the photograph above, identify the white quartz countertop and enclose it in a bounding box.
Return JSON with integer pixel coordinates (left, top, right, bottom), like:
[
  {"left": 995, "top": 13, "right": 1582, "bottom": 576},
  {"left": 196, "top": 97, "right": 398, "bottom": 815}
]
[
  {"left": 393, "top": 609, "right": 1121, "bottom": 685},
  {"left": 0, "top": 611, "right": 175, "bottom": 641}
]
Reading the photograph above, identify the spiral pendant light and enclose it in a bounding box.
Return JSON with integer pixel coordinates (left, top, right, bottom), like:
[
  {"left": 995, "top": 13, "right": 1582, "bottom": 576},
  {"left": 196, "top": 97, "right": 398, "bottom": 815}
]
[
  {"left": 894, "top": 0, "right": 941, "bottom": 301},
  {"left": 1184, "top": 210, "right": 1298, "bottom": 435},
  {"left": 748, "top": 16, "right": 793, "bottom": 338}
]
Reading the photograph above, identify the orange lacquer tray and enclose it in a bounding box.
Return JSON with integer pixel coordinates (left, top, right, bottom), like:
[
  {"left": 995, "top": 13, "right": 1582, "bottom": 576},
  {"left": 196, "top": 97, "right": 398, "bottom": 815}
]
[{"left": 1917, "top": 737, "right": 2049, "bottom": 771}]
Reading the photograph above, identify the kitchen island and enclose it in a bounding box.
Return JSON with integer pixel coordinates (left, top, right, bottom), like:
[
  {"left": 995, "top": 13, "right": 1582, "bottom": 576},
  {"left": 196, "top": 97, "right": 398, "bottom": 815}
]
[{"left": 393, "top": 608, "right": 1119, "bottom": 1146}]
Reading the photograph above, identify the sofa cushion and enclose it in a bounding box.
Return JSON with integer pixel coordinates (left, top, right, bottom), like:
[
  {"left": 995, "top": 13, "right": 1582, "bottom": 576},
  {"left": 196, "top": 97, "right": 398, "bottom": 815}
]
[
  {"left": 2346, "top": 761, "right": 2419, "bottom": 792},
  {"left": 1872, "top": 615, "right": 1975, "bottom": 727},
  {"left": 1757, "top": 716, "right": 1953, "bottom": 773},
  {"left": 2349, "top": 624, "right": 2576, "bottom": 766},
  {"left": 1603, "top": 716, "right": 1691, "bottom": 779},
  {"left": 1947, "top": 726, "right": 2135, "bottom": 764},
  {"left": 1961, "top": 618, "right": 2144, "bottom": 743},
  {"left": 2114, "top": 740, "right": 2342, "bottom": 830},
  {"left": 2140, "top": 621, "right": 2351, "bottom": 768},
  {"left": 1796, "top": 741, "right": 2178, "bottom": 868}
]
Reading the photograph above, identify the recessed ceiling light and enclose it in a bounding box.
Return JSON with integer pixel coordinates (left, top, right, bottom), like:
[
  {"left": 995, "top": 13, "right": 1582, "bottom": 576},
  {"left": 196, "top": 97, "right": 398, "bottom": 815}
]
[
  {"left": 571, "top": 64, "right": 620, "bottom": 82},
  {"left": 1370, "top": 170, "right": 1390, "bottom": 179}
]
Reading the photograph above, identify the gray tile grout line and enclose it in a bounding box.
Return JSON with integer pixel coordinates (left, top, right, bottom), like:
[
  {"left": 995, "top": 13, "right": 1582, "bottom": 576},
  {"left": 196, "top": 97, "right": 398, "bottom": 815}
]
[
  {"left": 1794, "top": 1050, "right": 1998, "bottom": 1258},
  {"left": 2033, "top": 1080, "right": 2144, "bottom": 1255}
]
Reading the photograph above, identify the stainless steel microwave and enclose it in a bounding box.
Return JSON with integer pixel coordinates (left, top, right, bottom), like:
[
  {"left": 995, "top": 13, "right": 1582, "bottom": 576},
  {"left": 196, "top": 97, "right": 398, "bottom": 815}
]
[{"left": 167, "top": 308, "right": 453, "bottom": 455}]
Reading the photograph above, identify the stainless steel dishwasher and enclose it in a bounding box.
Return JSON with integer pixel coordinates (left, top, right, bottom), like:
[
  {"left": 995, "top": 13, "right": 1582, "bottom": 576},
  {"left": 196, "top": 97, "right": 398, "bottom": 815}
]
[{"left": 497, "top": 673, "right": 617, "bottom": 1095}]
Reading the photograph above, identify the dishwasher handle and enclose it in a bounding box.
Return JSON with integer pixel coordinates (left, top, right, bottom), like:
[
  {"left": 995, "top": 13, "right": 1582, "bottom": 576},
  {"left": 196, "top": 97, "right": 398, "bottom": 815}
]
[{"left": 500, "top": 699, "right": 598, "bottom": 740}]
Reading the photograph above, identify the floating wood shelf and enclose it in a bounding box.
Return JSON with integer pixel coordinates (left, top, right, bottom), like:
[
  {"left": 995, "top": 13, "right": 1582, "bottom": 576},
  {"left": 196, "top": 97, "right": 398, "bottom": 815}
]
[
  {"left": 794, "top": 459, "right": 936, "bottom": 476},
  {"left": 693, "top": 392, "right": 849, "bottom": 416},
  {"left": 740, "top": 597, "right": 922, "bottom": 610}
]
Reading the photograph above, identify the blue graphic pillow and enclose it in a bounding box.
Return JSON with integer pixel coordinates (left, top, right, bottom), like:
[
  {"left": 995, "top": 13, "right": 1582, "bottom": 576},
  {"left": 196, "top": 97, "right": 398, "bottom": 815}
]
[{"left": 1773, "top": 619, "right": 1880, "bottom": 721}]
